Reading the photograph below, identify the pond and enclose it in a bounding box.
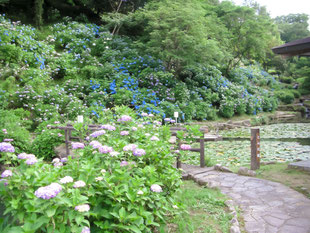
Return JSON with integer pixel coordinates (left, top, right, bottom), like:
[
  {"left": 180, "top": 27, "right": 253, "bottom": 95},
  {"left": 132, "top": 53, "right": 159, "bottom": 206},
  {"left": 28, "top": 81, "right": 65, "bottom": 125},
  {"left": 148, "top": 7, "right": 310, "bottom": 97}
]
[{"left": 183, "top": 123, "right": 310, "bottom": 167}]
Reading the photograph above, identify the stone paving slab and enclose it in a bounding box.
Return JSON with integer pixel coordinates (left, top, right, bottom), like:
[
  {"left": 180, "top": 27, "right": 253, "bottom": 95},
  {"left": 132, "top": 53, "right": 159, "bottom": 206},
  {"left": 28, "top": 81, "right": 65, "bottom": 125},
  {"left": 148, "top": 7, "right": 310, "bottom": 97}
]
[
  {"left": 181, "top": 164, "right": 310, "bottom": 233},
  {"left": 289, "top": 159, "right": 310, "bottom": 172}
]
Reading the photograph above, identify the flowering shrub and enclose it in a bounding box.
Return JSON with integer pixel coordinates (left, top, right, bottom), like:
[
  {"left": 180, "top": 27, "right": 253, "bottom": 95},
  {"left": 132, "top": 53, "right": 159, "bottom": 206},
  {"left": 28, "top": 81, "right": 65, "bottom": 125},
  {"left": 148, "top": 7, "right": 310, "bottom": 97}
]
[
  {"left": 0, "top": 108, "right": 181, "bottom": 232},
  {"left": 0, "top": 15, "right": 283, "bottom": 126}
]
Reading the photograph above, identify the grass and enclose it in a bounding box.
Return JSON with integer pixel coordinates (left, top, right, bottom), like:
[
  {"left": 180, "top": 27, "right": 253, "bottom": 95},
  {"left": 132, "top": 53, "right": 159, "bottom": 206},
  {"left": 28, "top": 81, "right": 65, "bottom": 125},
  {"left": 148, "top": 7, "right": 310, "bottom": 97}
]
[
  {"left": 254, "top": 163, "right": 310, "bottom": 198},
  {"left": 161, "top": 181, "right": 232, "bottom": 233}
]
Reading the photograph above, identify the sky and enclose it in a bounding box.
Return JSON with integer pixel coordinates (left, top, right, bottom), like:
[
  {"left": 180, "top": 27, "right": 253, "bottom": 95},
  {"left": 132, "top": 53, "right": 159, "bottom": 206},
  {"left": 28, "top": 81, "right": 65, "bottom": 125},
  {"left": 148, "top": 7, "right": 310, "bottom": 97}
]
[{"left": 232, "top": 0, "right": 310, "bottom": 18}]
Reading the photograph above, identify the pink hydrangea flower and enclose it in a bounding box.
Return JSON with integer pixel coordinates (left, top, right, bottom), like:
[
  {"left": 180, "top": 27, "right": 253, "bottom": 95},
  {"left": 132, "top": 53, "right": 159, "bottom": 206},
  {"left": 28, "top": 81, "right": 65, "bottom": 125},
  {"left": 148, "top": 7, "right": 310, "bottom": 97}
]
[
  {"left": 81, "top": 226, "right": 90, "bottom": 233},
  {"left": 18, "top": 153, "right": 36, "bottom": 160},
  {"left": 109, "top": 151, "right": 119, "bottom": 157},
  {"left": 180, "top": 144, "right": 191, "bottom": 150},
  {"left": 150, "top": 136, "right": 159, "bottom": 141},
  {"left": 54, "top": 162, "right": 63, "bottom": 167},
  {"left": 0, "top": 142, "right": 15, "bottom": 153},
  {"left": 60, "top": 158, "right": 68, "bottom": 163},
  {"left": 150, "top": 184, "right": 162, "bottom": 193},
  {"left": 34, "top": 183, "right": 62, "bottom": 199},
  {"left": 131, "top": 127, "right": 137, "bottom": 131},
  {"left": 90, "top": 130, "right": 106, "bottom": 138},
  {"left": 141, "top": 112, "right": 148, "bottom": 117},
  {"left": 60, "top": 176, "right": 73, "bottom": 184},
  {"left": 133, "top": 148, "right": 146, "bottom": 156},
  {"left": 120, "top": 131, "right": 129, "bottom": 136},
  {"left": 120, "top": 161, "right": 128, "bottom": 167},
  {"left": 101, "top": 124, "right": 116, "bottom": 131},
  {"left": 3, "top": 139, "right": 13, "bottom": 142},
  {"left": 75, "top": 204, "right": 90, "bottom": 212},
  {"left": 73, "top": 180, "right": 86, "bottom": 188},
  {"left": 52, "top": 158, "right": 60, "bottom": 163},
  {"left": 26, "top": 157, "right": 38, "bottom": 165},
  {"left": 0, "top": 179, "right": 8, "bottom": 186},
  {"left": 1, "top": 170, "right": 12, "bottom": 178},
  {"left": 89, "top": 140, "right": 102, "bottom": 149},
  {"left": 117, "top": 115, "right": 132, "bottom": 122},
  {"left": 72, "top": 142, "right": 85, "bottom": 149},
  {"left": 123, "top": 144, "right": 137, "bottom": 152},
  {"left": 99, "top": 145, "right": 113, "bottom": 154},
  {"left": 164, "top": 118, "right": 171, "bottom": 122}
]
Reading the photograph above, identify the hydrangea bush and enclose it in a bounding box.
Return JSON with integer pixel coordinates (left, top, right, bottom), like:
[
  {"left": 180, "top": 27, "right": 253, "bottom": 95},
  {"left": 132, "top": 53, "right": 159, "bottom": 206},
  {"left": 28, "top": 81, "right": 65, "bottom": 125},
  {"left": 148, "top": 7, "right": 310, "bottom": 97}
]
[
  {"left": 0, "top": 108, "right": 182, "bottom": 232},
  {"left": 0, "top": 15, "right": 282, "bottom": 127}
]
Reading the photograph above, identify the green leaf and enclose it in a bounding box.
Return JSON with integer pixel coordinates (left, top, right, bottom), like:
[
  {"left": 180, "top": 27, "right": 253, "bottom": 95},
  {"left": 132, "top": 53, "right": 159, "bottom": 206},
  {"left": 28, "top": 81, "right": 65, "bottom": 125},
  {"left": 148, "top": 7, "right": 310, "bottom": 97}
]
[
  {"left": 119, "top": 207, "right": 126, "bottom": 220},
  {"left": 45, "top": 207, "right": 57, "bottom": 217}
]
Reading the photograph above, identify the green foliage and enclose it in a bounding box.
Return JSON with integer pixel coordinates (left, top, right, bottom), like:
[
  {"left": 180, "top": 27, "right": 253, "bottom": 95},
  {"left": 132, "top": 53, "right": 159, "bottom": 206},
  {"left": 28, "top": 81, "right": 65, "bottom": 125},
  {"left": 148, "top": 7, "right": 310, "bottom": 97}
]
[
  {"left": 133, "top": 0, "right": 225, "bottom": 73},
  {"left": 31, "top": 129, "right": 64, "bottom": 161},
  {"left": 0, "top": 109, "right": 31, "bottom": 153},
  {"left": 279, "top": 76, "right": 294, "bottom": 84},
  {"left": 274, "top": 90, "right": 295, "bottom": 104},
  {"left": 0, "top": 108, "right": 182, "bottom": 232},
  {"left": 275, "top": 14, "right": 310, "bottom": 43}
]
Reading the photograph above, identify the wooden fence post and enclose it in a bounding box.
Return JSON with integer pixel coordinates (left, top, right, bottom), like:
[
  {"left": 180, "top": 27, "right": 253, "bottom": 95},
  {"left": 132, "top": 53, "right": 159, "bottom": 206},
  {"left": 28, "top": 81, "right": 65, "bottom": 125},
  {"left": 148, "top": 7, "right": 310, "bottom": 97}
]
[
  {"left": 65, "top": 128, "right": 70, "bottom": 156},
  {"left": 176, "top": 139, "right": 181, "bottom": 168},
  {"left": 200, "top": 136, "right": 205, "bottom": 168},
  {"left": 251, "top": 128, "right": 260, "bottom": 170}
]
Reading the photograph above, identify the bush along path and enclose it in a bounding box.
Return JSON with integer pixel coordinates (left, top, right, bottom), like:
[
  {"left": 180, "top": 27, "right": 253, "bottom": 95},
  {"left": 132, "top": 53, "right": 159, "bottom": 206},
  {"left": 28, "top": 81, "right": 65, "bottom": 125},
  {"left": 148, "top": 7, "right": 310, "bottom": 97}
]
[{"left": 181, "top": 164, "right": 310, "bottom": 233}]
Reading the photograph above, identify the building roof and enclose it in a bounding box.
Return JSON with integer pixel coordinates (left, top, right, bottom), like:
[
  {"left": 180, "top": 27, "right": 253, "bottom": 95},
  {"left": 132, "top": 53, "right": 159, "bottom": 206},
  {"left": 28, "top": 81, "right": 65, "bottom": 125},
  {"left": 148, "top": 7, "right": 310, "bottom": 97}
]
[{"left": 272, "top": 36, "right": 310, "bottom": 57}]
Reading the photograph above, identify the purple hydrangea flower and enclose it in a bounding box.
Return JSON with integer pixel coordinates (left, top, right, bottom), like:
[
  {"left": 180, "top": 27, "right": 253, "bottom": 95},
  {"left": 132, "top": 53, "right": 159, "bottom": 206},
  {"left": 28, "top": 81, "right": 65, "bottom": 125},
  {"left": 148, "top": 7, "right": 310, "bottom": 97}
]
[
  {"left": 1, "top": 170, "right": 12, "bottom": 178},
  {"left": 54, "top": 162, "right": 63, "bottom": 167},
  {"left": 101, "top": 124, "right": 116, "bottom": 131},
  {"left": 60, "top": 176, "right": 73, "bottom": 184},
  {"left": 72, "top": 142, "right": 85, "bottom": 149},
  {"left": 81, "top": 227, "right": 90, "bottom": 233},
  {"left": 90, "top": 130, "right": 106, "bottom": 138},
  {"left": 89, "top": 140, "right": 102, "bottom": 149},
  {"left": 120, "top": 161, "right": 128, "bottom": 167},
  {"left": 34, "top": 183, "right": 62, "bottom": 199},
  {"left": 120, "top": 131, "right": 129, "bottom": 136},
  {"left": 150, "top": 184, "right": 162, "bottom": 193},
  {"left": 180, "top": 144, "right": 191, "bottom": 150},
  {"left": 109, "top": 151, "right": 119, "bottom": 157},
  {"left": 0, "top": 179, "right": 8, "bottom": 186},
  {"left": 117, "top": 115, "right": 132, "bottom": 122},
  {"left": 150, "top": 136, "right": 159, "bottom": 141},
  {"left": 153, "top": 121, "right": 162, "bottom": 126},
  {"left": 0, "top": 142, "right": 15, "bottom": 153},
  {"left": 131, "top": 127, "right": 137, "bottom": 131},
  {"left": 18, "top": 153, "right": 36, "bottom": 160},
  {"left": 3, "top": 139, "right": 13, "bottom": 142},
  {"left": 164, "top": 118, "right": 171, "bottom": 122},
  {"left": 60, "top": 158, "right": 68, "bottom": 163},
  {"left": 133, "top": 148, "right": 146, "bottom": 156},
  {"left": 123, "top": 144, "right": 137, "bottom": 152},
  {"left": 57, "top": 133, "right": 63, "bottom": 137},
  {"left": 170, "top": 120, "right": 176, "bottom": 123},
  {"left": 75, "top": 204, "right": 90, "bottom": 212},
  {"left": 26, "top": 157, "right": 38, "bottom": 165},
  {"left": 98, "top": 145, "right": 113, "bottom": 154},
  {"left": 73, "top": 180, "right": 86, "bottom": 188}
]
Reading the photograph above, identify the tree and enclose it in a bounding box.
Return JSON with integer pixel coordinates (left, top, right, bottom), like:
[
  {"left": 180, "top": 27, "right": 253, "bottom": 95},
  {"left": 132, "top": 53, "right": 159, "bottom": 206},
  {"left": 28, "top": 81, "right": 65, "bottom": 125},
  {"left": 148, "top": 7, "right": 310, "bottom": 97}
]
[
  {"left": 132, "top": 0, "right": 226, "bottom": 74},
  {"left": 215, "top": 1, "right": 281, "bottom": 73},
  {"left": 275, "top": 14, "right": 310, "bottom": 43}
]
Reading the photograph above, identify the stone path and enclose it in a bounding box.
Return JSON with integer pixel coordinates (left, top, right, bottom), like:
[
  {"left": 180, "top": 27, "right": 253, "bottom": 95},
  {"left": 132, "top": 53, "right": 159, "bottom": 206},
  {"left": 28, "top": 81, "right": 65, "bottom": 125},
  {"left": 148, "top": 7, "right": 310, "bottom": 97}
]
[
  {"left": 181, "top": 164, "right": 310, "bottom": 233},
  {"left": 289, "top": 159, "right": 310, "bottom": 172}
]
